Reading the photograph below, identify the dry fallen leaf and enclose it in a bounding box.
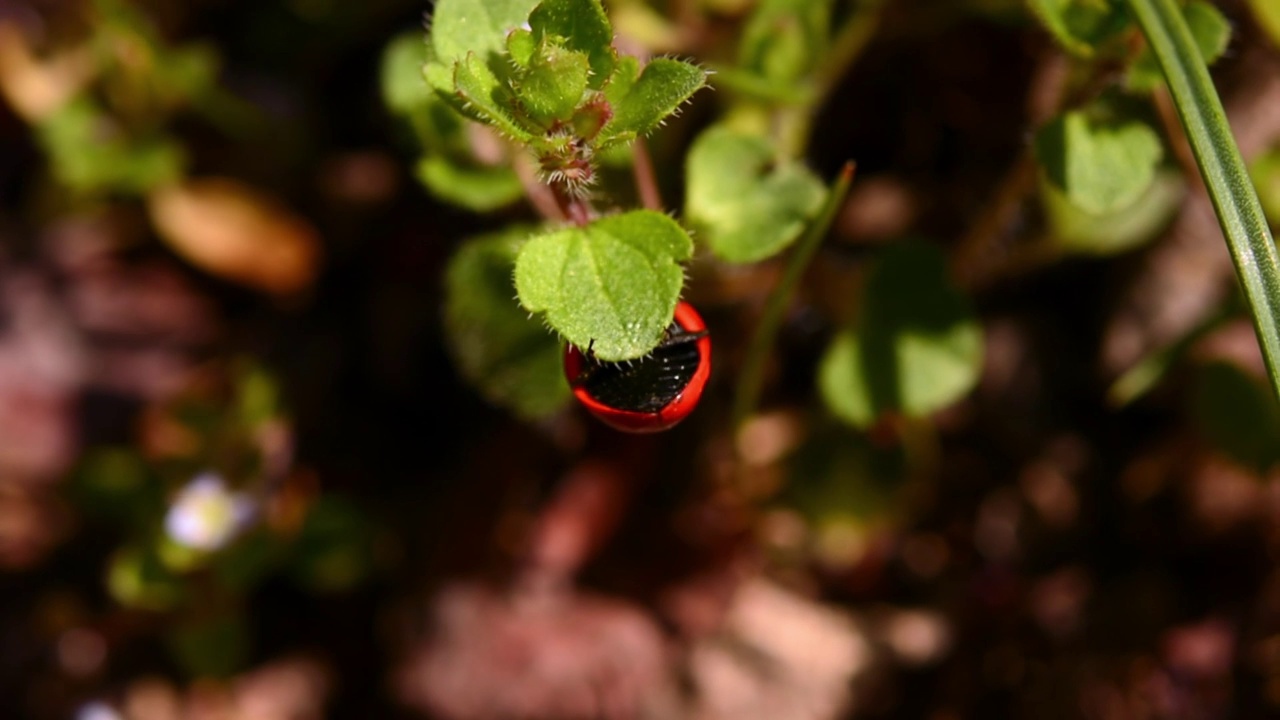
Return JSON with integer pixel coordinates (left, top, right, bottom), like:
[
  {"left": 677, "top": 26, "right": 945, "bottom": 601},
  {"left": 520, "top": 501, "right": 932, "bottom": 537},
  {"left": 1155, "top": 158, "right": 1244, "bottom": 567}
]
[
  {"left": 148, "top": 178, "right": 321, "bottom": 295},
  {"left": 0, "top": 22, "right": 92, "bottom": 122}
]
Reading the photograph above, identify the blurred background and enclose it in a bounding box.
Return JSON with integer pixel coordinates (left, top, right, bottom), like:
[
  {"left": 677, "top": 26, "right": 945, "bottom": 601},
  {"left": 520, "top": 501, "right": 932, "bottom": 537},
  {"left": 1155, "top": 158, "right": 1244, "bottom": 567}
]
[{"left": 2, "top": 0, "right": 1280, "bottom": 718}]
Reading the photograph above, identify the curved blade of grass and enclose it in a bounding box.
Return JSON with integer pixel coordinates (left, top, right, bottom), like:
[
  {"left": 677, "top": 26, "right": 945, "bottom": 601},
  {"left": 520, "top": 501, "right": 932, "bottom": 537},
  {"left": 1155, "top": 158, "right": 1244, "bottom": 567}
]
[
  {"left": 1127, "top": 0, "right": 1280, "bottom": 401},
  {"left": 732, "top": 162, "right": 855, "bottom": 430}
]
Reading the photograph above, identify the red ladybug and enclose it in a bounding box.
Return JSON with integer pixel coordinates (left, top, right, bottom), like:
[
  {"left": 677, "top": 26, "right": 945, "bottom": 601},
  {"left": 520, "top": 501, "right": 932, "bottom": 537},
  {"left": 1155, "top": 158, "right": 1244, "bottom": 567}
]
[{"left": 564, "top": 301, "right": 711, "bottom": 433}]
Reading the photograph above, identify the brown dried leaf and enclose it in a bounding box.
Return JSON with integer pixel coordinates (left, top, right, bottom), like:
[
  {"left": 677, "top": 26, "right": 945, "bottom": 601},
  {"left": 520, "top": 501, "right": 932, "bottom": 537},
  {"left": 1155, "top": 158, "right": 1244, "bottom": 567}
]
[{"left": 148, "top": 178, "right": 321, "bottom": 295}]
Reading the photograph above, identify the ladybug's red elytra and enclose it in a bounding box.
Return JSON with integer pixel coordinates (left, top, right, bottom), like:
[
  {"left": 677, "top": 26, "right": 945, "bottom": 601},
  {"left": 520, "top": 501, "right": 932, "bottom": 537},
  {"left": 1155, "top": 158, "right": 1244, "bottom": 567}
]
[{"left": 564, "top": 301, "right": 711, "bottom": 433}]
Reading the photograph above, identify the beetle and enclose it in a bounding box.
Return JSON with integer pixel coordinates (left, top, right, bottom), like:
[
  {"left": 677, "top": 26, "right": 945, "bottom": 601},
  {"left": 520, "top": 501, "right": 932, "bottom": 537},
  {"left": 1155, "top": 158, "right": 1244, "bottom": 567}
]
[{"left": 563, "top": 301, "right": 711, "bottom": 433}]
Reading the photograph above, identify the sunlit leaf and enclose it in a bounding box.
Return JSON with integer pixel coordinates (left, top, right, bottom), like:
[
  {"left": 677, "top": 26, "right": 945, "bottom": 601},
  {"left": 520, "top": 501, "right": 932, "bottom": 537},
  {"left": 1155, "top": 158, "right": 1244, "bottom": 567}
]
[
  {"left": 599, "top": 58, "right": 706, "bottom": 146},
  {"left": 515, "top": 210, "right": 693, "bottom": 360},
  {"left": 1034, "top": 109, "right": 1164, "bottom": 215},
  {"left": 1027, "top": 0, "right": 1130, "bottom": 57},
  {"left": 1042, "top": 169, "right": 1184, "bottom": 254},
  {"left": 429, "top": 0, "right": 540, "bottom": 66},
  {"left": 819, "top": 242, "right": 983, "bottom": 427},
  {"left": 685, "top": 125, "right": 826, "bottom": 263},
  {"left": 1128, "top": 1, "right": 1230, "bottom": 92}
]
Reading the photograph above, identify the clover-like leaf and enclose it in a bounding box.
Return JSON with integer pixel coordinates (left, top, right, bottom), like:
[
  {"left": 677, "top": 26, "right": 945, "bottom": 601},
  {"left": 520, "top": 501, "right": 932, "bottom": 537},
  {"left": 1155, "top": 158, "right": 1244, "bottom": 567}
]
[
  {"left": 430, "top": 0, "right": 541, "bottom": 66},
  {"left": 738, "top": 0, "right": 832, "bottom": 84},
  {"left": 515, "top": 210, "right": 693, "bottom": 361},
  {"left": 599, "top": 58, "right": 706, "bottom": 147},
  {"left": 1034, "top": 110, "right": 1164, "bottom": 215},
  {"left": 818, "top": 242, "right": 983, "bottom": 427},
  {"left": 528, "top": 0, "right": 616, "bottom": 89},
  {"left": 1027, "top": 0, "right": 1131, "bottom": 57},
  {"left": 685, "top": 125, "right": 826, "bottom": 263},
  {"left": 445, "top": 228, "right": 570, "bottom": 418},
  {"left": 1042, "top": 169, "right": 1184, "bottom": 255},
  {"left": 1128, "top": 1, "right": 1230, "bottom": 92}
]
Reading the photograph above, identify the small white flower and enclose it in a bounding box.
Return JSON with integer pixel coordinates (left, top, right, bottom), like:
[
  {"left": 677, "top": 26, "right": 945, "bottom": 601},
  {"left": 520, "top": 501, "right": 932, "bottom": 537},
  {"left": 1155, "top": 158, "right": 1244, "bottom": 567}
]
[{"left": 164, "top": 472, "right": 254, "bottom": 551}]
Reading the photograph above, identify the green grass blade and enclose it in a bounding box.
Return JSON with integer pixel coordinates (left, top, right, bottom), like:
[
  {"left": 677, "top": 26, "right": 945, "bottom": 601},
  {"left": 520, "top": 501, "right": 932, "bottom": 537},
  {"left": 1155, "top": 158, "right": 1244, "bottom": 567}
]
[{"left": 1127, "top": 0, "right": 1280, "bottom": 402}]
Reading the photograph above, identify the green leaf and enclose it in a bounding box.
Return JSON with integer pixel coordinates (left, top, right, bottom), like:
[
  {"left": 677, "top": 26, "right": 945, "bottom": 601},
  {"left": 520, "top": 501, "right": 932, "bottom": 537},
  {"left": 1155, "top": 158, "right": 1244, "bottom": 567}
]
[
  {"left": 381, "top": 32, "right": 434, "bottom": 116},
  {"left": 519, "top": 43, "right": 592, "bottom": 125},
  {"left": 1034, "top": 109, "right": 1164, "bottom": 215},
  {"left": 1192, "top": 360, "right": 1280, "bottom": 472},
  {"left": 107, "top": 546, "right": 183, "bottom": 611},
  {"left": 1127, "top": 0, "right": 1280, "bottom": 404},
  {"left": 685, "top": 125, "right": 827, "bottom": 263},
  {"left": 37, "top": 98, "right": 185, "bottom": 194},
  {"left": 599, "top": 58, "right": 706, "bottom": 146},
  {"left": 819, "top": 242, "right": 983, "bottom": 427},
  {"left": 528, "top": 0, "right": 616, "bottom": 88},
  {"left": 738, "top": 0, "right": 832, "bottom": 84},
  {"left": 1249, "top": 145, "right": 1280, "bottom": 229},
  {"left": 429, "top": 0, "right": 541, "bottom": 66},
  {"left": 515, "top": 210, "right": 693, "bottom": 361},
  {"left": 445, "top": 229, "right": 571, "bottom": 418},
  {"left": 1246, "top": 0, "right": 1280, "bottom": 47},
  {"left": 1027, "top": 0, "right": 1131, "bottom": 56},
  {"left": 416, "top": 156, "right": 525, "bottom": 211},
  {"left": 1042, "top": 169, "right": 1184, "bottom": 254},
  {"left": 452, "top": 53, "right": 536, "bottom": 141},
  {"left": 1128, "top": 1, "right": 1230, "bottom": 92},
  {"left": 506, "top": 27, "right": 537, "bottom": 68}
]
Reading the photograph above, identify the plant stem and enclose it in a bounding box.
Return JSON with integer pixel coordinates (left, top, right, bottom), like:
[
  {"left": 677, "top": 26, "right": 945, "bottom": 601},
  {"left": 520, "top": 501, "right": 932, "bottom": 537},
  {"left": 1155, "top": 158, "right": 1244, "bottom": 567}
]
[
  {"left": 732, "top": 162, "right": 856, "bottom": 430},
  {"left": 632, "top": 138, "right": 662, "bottom": 211},
  {"left": 1127, "top": 0, "right": 1280, "bottom": 401}
]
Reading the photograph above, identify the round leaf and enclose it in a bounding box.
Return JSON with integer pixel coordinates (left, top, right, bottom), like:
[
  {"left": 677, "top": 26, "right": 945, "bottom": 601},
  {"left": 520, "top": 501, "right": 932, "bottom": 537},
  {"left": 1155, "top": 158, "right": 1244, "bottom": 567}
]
[
  {"left": 685, "top": 125, "right": 826, "bottom": 263},
  {"left": 1128, "top": 1, "right": 1230, "bottom": 92},
  {"left": 514, "top": 210, "right": 693, "bottom": 361},
  {"left": 1034, "top": 110, "right": 1164, "bottom": 215},
  {"left": 819, "top": 242, "right": 983, "bottom": 427},
  {"left": 430, "top": 0, "right": 541, "bottom": 66}
]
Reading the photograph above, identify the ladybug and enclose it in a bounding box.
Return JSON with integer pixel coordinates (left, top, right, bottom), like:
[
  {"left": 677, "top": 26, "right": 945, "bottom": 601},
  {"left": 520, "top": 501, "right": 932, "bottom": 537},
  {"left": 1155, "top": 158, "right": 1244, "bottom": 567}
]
[{"left": 564, "top": 301, "right": 712, "bottom": 433}]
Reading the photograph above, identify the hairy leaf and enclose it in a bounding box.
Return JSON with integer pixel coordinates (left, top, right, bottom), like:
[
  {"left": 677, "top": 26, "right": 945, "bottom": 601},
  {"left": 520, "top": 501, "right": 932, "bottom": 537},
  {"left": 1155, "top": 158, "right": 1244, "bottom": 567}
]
[
  {"left": 600, "top": 58, "right": 706, "bottom": 146},
  {"left": 515, "top": 211, "right": 693, "bottom": 360},
  {"left": 528, "top": 0, "right": 616, "bottom": 88}
]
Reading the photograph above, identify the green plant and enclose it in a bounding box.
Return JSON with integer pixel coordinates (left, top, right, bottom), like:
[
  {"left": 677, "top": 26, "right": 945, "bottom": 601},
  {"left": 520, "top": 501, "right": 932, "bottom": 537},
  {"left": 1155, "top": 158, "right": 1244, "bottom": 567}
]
[{"left": 383, "top": 0, "right": 1277, "bottom": 462}]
